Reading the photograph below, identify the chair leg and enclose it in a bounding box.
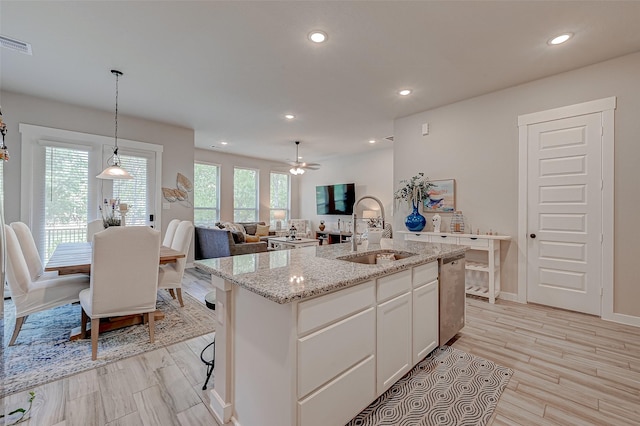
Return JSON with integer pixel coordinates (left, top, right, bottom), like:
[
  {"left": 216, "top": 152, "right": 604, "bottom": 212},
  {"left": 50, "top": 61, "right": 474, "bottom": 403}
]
[
  {"left": 148, "top": 311, "right": 155, "bottom": 343},
  {"left": 168, "top": 289, "right": 176, "bottom": 299},
  {"left": 81, "top": 309, "right": 88, "bottom": 339},
  {"left": 91, "top": 318, "right": 100, "bottom": 360},
  {"left": 176, "top": 288, "right": 184, "bottom": 307},
  {"left": 9, "top": 315, "right": 27, "bottom": 346}
]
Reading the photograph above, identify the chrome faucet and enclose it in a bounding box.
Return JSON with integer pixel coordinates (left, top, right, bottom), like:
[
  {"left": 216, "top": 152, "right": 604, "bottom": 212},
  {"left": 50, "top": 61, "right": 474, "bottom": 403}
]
[{"left": 352, "top": 195, "right": 385, "bottom": 251}]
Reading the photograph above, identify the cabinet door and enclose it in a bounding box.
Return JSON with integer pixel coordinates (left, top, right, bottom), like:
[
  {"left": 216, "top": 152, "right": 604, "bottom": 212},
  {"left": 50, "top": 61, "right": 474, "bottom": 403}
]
[
  {"left": 413, "top": 280, "right": 439, "bottom": 364},
  {"left": 377, "top": 292, "right": 412, "bottom": 395}
]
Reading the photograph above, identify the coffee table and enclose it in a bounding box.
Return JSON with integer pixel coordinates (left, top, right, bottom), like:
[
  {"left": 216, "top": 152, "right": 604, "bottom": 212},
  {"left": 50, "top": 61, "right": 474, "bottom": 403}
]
[{"left": 267, "top": 237, "right": 320, "bottom": 250}]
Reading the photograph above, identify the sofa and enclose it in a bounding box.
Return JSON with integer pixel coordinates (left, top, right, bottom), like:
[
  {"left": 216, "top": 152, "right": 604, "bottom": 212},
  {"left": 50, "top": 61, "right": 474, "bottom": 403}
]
[{"left": 195, "top": 221, "right": 271, "bottom": 259}]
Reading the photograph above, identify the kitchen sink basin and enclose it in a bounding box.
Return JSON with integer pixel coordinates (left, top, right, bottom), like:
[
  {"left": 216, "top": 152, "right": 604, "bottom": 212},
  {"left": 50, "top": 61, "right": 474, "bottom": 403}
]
[{"left": 337, "top": 249, "right": 417, "bottom": 265}]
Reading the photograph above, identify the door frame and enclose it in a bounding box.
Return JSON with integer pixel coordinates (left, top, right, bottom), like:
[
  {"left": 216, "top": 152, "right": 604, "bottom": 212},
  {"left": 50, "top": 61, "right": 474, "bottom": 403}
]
[
  {"left": 19, "top": 123, "right": 164, "bottom": 250},
  {"left": 517, "top": 97, "right": 615, "bottom": 321}
]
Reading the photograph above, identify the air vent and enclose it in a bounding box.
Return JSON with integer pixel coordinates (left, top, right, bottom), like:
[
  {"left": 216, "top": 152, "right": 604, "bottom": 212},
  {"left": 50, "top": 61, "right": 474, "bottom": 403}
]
[
  {"left": 0, "top": 35, "right": 32, "bottom": 55},
  {"left": 385, "top": 136, "right": 394, "bottom": 142}
]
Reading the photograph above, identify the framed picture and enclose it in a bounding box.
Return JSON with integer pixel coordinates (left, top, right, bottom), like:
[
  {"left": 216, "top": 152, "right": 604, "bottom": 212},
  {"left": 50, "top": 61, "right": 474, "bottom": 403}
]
[{"left": 423, "top": 179, "right": 455, "bottom": 212}]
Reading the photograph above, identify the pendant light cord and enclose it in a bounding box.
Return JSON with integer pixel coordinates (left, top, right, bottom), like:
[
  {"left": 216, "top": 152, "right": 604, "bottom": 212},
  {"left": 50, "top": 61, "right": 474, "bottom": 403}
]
[{"left": 114, "top": 70, "right": 120, "bottom": 155}]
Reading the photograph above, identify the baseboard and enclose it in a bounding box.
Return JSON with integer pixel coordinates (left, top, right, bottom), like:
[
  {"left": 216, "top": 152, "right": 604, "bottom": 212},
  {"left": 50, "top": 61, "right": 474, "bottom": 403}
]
[
  {"left": 602, "top": 311, "right": 640, "bottom": 328},
  {"left": 208, "top": 389, "right": 233, "bottom": 425},
  {"left": 497, "top": 292, "right": 520, "bottom": 303}
]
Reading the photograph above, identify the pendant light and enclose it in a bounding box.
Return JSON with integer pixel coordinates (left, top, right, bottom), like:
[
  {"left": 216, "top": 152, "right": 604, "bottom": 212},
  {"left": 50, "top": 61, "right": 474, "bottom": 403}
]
[{"left": 97, "top": 69, "right": 133, "bottom": 180}]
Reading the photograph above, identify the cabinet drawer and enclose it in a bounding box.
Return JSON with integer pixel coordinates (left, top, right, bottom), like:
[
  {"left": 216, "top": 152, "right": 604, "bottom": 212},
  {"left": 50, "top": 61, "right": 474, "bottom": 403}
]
[
  {"left": 298, "top": 307, "right": 374, "bottom": 398},
  {"left": 377, "top": 269, "right": 411, "bottom": 303},
  {"left": 458, "top": 237, "right": 489, "bottom": 248},
  {"left": 298, "top": 280, "right": 374, "bottom": 335},
  {"left": 412, "top": 261, "right": 438, "bottom": 287},
  {"left": 405, "top": 233, "right": 430, "bottom": 242},
  {"left": 433, "top": 234, "right": 457, "bottom": 244},
  {"left": 298, "top": 355, "right": 375, "bottom": 426}
]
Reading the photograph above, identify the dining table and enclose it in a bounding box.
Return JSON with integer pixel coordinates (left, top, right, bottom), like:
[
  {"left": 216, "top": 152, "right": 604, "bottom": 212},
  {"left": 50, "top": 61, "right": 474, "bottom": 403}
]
[
  {"left": 45, "top": 241, "right": 186, "bottom": 340},
  {"left": 45, "top": 241, "right": 185, "bottom": 275}
]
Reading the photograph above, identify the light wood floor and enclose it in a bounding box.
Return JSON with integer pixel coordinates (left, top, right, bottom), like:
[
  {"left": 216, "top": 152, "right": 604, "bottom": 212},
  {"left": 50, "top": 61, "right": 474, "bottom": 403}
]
[{"left": 2, "top": 270, "right": 639, "bottom": 425}]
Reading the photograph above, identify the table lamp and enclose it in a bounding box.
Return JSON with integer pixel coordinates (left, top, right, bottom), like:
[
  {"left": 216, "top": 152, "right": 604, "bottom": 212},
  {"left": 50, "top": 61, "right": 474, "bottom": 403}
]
[
  {"left": 363, "top": 210, "right": 379, "bottom": 227},
  {"left": 274, "top": 210, "right": 286, "bottom": 230}
]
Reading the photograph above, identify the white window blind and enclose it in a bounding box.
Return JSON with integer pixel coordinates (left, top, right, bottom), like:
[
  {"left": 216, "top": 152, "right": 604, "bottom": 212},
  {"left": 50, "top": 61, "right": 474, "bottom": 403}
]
[
  {"left": 194, "top": 162, "right": 219, "bottom": 226},
  {"left": 43, "top": 146, "right": 89, "bottom": 260},
  {"left": 113, "top": 154, "right": 149, "bottom": 226},
  {"left": 270, "top": 172, "right": 290, "bottom": 227},
  {"left": 234, "top": 167, "right": 258, "bottom": 222}
]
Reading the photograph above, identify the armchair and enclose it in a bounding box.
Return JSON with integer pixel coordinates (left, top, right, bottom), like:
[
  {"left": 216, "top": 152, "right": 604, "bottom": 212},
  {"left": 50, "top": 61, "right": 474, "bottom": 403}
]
[
  {"left": 5, "top": 224, "right": 89, "bottom": 345},
  {"left": 158, "top": 221, "right": 193, "bottom": 307},
  {"left": 80, "top": 226, "right": 161, "bottom": 360}
]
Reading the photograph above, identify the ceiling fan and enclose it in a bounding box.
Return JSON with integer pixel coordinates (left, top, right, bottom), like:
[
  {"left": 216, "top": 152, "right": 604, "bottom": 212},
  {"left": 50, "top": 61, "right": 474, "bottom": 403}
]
[{"left": 288, "top": 141, "right": 320, "bottom": 175}]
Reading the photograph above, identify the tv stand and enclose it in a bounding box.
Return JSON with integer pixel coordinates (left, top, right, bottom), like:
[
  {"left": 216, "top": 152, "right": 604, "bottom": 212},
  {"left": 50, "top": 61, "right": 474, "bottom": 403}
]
[{"left": 315, "top": 231, "right": 352, "bottom": 245}]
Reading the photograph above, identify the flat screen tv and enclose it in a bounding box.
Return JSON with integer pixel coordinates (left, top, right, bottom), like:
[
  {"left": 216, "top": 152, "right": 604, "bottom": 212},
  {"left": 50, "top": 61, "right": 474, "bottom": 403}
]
[{"left": 316, "top": 183, "right": 356, "bottom": 215}]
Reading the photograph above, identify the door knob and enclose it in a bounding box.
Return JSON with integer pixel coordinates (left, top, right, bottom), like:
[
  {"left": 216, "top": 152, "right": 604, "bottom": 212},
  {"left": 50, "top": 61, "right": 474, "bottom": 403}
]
[{"left": 530, "top": 233, "right": 536, "bottom": 239}]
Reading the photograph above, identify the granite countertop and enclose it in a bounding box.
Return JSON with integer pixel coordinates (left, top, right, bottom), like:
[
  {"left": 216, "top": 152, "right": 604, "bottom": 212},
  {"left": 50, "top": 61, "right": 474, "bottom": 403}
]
[{"left": 194, "top": 240, "right": 466, "bottom": 304}]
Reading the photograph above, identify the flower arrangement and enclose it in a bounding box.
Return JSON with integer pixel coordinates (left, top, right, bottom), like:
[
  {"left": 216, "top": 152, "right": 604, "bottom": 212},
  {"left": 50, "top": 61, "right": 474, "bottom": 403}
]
[
  {"left": 394, "top": 173, "right": 434, "bottom": 209},
  {"left": 100, "top": 198, "right": 121, "bottom": 228},
  {"left": 0, "top": 106, "right": 10, "bottom": 162}
]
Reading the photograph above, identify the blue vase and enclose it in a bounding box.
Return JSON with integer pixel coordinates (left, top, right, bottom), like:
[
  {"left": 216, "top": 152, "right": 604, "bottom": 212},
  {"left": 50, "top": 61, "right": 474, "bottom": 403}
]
[{"left": 405, "top": 203, "right": 426, "bottom": 232}]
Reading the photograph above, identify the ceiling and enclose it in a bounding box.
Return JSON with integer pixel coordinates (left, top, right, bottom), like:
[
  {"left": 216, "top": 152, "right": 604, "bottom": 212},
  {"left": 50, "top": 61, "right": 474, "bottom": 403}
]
[{"left": 2, "top": 1, "right": 640, "bottom": 164}]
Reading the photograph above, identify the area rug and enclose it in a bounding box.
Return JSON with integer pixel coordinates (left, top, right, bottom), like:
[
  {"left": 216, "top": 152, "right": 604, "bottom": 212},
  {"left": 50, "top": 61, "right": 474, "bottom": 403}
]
[
  {"left": 2, "top": 291, "right": 215, "bottom": 398},
  {"left": 348, "top": 346, "right": 512, "bottom": 426}
]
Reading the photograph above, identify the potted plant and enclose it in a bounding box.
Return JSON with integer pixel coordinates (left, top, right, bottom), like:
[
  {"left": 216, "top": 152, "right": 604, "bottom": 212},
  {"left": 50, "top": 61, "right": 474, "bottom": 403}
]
[{"left": 394, "top": 172, "right": 434, "bottom": 232}]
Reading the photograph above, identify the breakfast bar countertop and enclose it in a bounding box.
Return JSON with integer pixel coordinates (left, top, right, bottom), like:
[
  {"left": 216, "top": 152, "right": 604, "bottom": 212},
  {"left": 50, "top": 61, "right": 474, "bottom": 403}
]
[{"left": 194, "top": 240, "right": 466, "bottom": 304}]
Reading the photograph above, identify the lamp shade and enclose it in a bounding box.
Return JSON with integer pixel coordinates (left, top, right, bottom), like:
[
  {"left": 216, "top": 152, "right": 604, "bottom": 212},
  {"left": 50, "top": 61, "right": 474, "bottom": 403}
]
[
  {"left": 96, "top": 164, "right": 133, "bottom": 180},
  {"left": 274, "top": 210, "right": 286, "bottom": 220},
  {"left": 362, "top": 210, "right": 378, "bottom": 219}
]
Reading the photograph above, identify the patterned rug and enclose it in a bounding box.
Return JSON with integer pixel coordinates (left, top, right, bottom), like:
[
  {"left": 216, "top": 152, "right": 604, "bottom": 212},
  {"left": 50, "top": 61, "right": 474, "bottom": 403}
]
[
  {"left": 2, "top": 291, "right": 215, "bottom": 398},
  {"left": 348, "top": 346, "right": 512, "bottom": 426}
]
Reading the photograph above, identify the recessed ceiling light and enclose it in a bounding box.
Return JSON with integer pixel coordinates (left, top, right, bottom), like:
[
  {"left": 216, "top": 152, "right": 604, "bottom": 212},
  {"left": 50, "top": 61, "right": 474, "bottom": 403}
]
[
  {"left": 285, "top": 114, "right": 295, "bottom": 120},
  {"left": 369, "top": 140, "right": 376, "bottom": 144},
  {"left": 220, "top": 141, "right": 228, "bottom": 145},
  {"left": 308, "top": 31, "right": 327, "bottom": 43},
  {"left": 398, "top": 89, "right": 412, "bottom": 96},
  {"left": 548, "top": 33, "right": 573, "bottom": 45}
]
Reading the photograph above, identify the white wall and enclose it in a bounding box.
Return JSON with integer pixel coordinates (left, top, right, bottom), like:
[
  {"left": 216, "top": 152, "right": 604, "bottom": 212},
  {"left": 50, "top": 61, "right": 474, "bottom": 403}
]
[
  {"left": 193, "top": 148, "right": 300, "bottom": 224},
  {"left": 394, "top": 52, "right": 640, "bottom": 317},
  {"left": 1, "top": 90, "right": 195, "bottom": 252},
  {"left": 299, "top": 147, "right": 393, "bottom": 235}
]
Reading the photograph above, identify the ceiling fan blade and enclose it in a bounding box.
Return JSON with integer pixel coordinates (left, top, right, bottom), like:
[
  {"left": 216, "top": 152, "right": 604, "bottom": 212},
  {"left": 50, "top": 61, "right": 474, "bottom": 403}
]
[{"left": 303, "top": 165, "right": 321, "bottom": 170}]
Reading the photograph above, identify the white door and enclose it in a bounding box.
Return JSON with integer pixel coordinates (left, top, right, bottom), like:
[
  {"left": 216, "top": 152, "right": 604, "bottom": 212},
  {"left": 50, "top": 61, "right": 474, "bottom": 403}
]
[
  {"left": 412, "top": 279, "right": 438, "bottom": 364},
  {"left": 526, "top": 113, "right": 602, "bottom": 315}
]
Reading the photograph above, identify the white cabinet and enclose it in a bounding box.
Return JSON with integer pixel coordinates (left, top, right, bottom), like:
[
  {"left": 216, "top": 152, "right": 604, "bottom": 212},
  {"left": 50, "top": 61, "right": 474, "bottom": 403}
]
[
  {"left": 412, "top": 262, "right": 439, "bottom": 364},
  {"left": 401, "top": 231, "right": 510, "bottom": 303},
  {"left": 377, "top": 291, "right": 412, "bottom": 394},
  {"left": 297, "top": 281, "right": 376, "bottom": 425}
]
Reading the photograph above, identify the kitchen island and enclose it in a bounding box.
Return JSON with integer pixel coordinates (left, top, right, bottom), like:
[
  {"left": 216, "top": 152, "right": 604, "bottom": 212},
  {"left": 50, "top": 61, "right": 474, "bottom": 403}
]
[{"left": 195, "top": 240, "right": 466, "bottom": 426}]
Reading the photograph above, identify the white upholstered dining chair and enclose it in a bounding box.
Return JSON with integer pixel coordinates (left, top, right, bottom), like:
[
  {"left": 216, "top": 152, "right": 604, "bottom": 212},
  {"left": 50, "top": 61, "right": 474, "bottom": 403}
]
[
  {"left": 162, "top": 219, "right": 181, "bottom": 248},
  {"left": 86, "top": 219, "right": 104, "bottom": 242},
  {"left": 4, "top": 224, "right": 90, "bottom": 346},
  {"left": 158, "top": 220, "right": 193, "bottom": 307},
  {"left": 80, "top": 226, "right": 161, "bottom": 360},
  {"left": 10, "top": 222, "right": 56, "bottom": 280}
]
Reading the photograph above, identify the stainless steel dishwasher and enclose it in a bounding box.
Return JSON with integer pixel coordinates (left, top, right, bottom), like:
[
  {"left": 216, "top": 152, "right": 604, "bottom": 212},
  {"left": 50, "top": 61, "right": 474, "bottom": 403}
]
[{"left": 439, "top": 252, "right": 466, "bottom": 346}]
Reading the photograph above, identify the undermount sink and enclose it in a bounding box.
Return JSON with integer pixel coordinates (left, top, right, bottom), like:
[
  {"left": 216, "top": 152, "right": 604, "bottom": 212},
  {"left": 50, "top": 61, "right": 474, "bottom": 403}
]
[{"left": 337, "top": 249, "right": 417, "bottom": 265}]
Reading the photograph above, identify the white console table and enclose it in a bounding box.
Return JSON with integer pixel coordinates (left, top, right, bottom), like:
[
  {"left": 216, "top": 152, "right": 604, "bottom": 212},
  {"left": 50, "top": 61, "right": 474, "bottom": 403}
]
[{"left": 399, "top": 231, "right": 510, "bottom": 303}]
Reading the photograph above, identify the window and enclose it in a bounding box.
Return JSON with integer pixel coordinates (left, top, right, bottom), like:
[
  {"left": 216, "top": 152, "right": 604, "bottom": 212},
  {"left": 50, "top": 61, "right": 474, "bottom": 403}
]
[
  {"left": 269, "top": 172, "right": 290, "bottom": 227},
  {"left": 113, "top": 154, "right": 149, "bottom": 226},
  {"left": 194, "top": 162, "right": 219, "bottom": 226},
  {"left": 233, "top": 167, "right": 258, "bottom": 222},
  {"left": 43, "top": 146, "right": 89, "bottom": 259}
]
